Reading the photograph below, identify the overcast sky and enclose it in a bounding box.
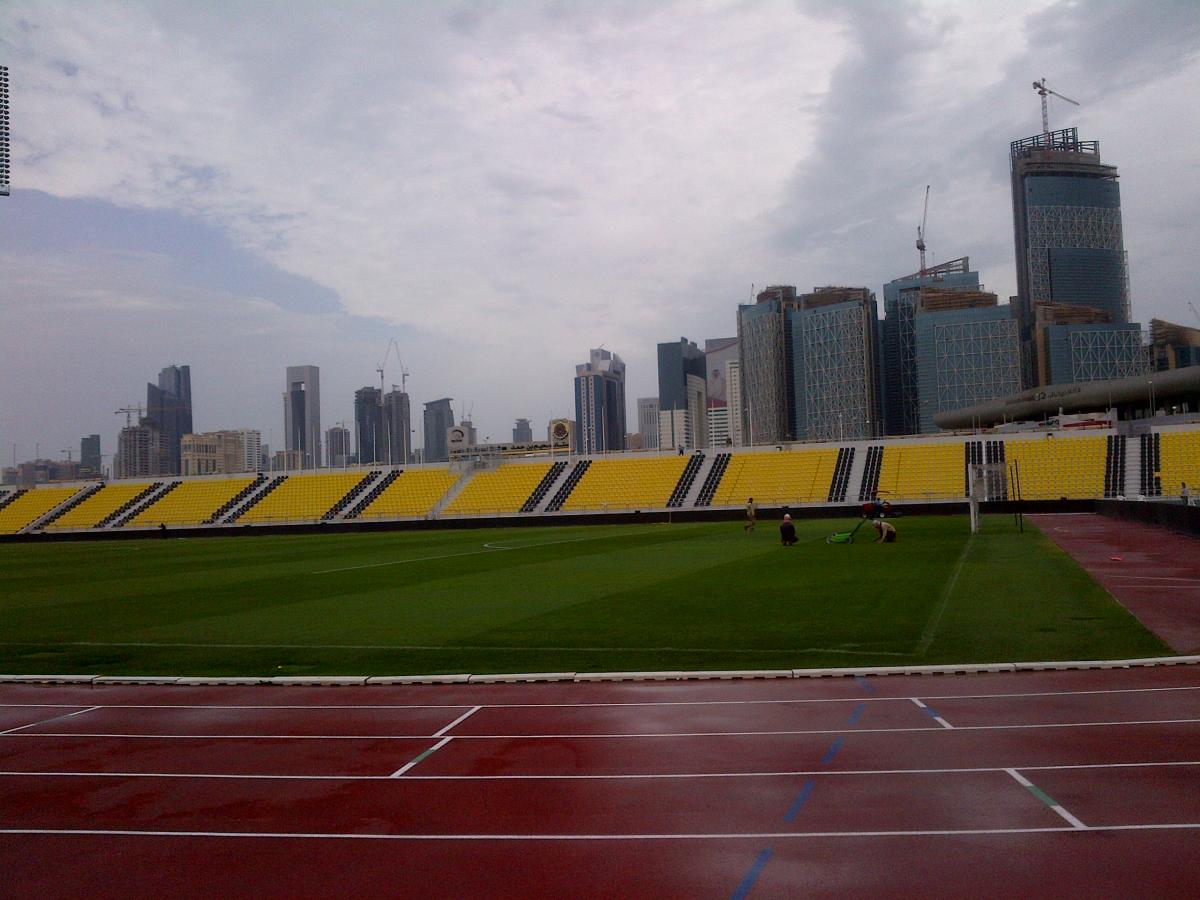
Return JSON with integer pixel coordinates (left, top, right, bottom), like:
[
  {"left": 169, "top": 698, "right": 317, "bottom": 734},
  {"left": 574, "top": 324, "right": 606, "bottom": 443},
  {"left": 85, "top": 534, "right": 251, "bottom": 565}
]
[{"left": 1, "top": 0, "right": 1197, "bottom": 462}]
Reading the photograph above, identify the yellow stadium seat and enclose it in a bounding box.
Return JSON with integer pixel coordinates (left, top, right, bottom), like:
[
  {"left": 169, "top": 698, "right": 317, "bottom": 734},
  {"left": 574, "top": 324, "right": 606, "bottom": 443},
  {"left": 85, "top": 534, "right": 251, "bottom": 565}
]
[
  {"left": 711, "top": 449, "right": 839, "bottom": 507},
  {"left": 44, "top": 482, "right": 157, "bottom": 530},
  {"left": 561, "top": 456, "right": 689, "bottom": 512},
  {"left": 876, "top": 443, "right": 964, "bottom": 502},
  {"left": 1005, "top": 435, "right": 1106, "bottom": 500},
  {"left": 1159, "top": 431, "right": 1200, "bottom": 499},
  {"left": 355, "top": 469, "right": 460, "bottom": 519},
  {"left": 444, "top": 463, "right": 552, "bottom": 516},
  {"left": 0, "top": 486, "right": 86, "bottom": 534},
  {"left": 238, "top": 472, "right": 369, "bottom": 524},
  {"left": 127, "top": 477, "right": 256, "bottom": 527}
]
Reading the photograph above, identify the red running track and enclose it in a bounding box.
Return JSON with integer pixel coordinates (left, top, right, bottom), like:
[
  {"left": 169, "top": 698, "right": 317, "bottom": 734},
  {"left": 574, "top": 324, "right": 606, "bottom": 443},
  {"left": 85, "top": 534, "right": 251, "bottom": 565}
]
[
  {"left": 5, "top": 666, "right": 1200, "bottom": 898},
  {"left": 1029, "top": 512, "right": 1200, "bottom": 653}
]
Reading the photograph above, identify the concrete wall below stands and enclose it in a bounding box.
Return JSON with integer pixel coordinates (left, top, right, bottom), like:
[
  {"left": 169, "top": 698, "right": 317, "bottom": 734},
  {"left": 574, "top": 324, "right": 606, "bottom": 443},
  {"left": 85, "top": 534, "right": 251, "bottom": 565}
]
[
  {"left": 1096, "top": 499, "right": 1200, "bottom": 537},
  {"left": 0, "top": 499, "right": 1095, "bottom": 543}
]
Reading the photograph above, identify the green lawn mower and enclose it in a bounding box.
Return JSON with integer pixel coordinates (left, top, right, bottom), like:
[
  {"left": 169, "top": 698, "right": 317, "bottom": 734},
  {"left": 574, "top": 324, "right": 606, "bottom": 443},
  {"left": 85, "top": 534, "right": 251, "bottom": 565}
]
[{"left": 826, "top": 518, "right": 869, "bottom": 544}]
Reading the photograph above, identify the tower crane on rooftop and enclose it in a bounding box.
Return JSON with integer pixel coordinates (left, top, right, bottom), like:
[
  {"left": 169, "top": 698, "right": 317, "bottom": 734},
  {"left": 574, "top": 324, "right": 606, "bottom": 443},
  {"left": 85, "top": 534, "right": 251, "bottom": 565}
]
[
  {"left": 1032, "top": 78, "right": 1079, "bottom": 135},
  {"left": 115, "top": 405, "right": 145, "bottom": 428},
  {"left": 1188, "top": 301, "right": 1200, "bottom": 327},
  {"left": 916, "top": 184, "right": 930, "bottom": 277},
  {"left": 377, "top": 337, "right": 409, "bottom": 397}
]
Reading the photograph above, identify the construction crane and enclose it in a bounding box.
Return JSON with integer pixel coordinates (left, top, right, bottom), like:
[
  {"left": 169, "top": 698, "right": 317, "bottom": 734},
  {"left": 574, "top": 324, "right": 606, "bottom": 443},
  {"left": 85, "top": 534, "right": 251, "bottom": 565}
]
[
  {"left": 115, "top": 405, "right": 145, "bottom": 428},
  {"left": 376, "top": 337, "right": 409, "bottom": 396},
  {"left": 1188, "top": 301, "right": 1200, "bottom": 327},
  {"left": 1032, "top": 78, "right": 1079, "bottom": 135},
  {"left": 916, "top": 184, "right": 930, "bottom": 276}
]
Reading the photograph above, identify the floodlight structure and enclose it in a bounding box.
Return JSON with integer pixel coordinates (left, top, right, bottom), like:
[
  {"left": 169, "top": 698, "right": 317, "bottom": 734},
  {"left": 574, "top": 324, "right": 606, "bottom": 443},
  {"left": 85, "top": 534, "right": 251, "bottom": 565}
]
[{"left": 0, "top": 66, "right": 10, "bottom": 196}]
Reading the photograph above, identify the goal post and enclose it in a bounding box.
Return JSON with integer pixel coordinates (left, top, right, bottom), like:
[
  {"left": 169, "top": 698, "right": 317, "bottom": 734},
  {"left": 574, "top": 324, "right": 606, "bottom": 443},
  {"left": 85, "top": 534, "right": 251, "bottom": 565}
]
[{"left": 967, "top": 462, "right": 1007, "bottom": 534}]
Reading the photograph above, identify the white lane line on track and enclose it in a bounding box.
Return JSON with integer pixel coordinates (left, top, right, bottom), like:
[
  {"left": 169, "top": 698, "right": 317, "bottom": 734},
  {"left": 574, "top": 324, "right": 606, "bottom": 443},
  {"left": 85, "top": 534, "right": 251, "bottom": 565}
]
[
  {"left": 1105, "top": 575, "right": 1200, "bottom": 582},
  {"left": 4, "top": 761, "right": 1199, "bottom": 781},
  {"left": 433, "top": 705, "right": 482, "bottom": 737},
  {"left": 1005, "top": 768, "right": 1088, "bottom": 829},
  {"left": 6, "top": 717, "right": 1200, "bottom": 740},
  {"left": 909, "top": 697, "right": 954, "bottom": 729},
  {"left": 389, "top": 737, "right": 452, "bottom": 777},
  {"left": 5, "top": 684, "right": 1200, "bottom": 711},
  {"left": 4, "top": 824, "right": 1200, "bottom": 840},
  {"left": 0, "top": 707, "right": 99, "bottom": 736}
]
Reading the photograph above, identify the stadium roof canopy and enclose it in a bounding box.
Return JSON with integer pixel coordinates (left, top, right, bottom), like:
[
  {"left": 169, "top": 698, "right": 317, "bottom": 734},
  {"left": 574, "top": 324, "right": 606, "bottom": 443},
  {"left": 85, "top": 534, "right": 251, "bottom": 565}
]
[{"left": 934, "top": 366, "right": 1200, "bottom": 430}]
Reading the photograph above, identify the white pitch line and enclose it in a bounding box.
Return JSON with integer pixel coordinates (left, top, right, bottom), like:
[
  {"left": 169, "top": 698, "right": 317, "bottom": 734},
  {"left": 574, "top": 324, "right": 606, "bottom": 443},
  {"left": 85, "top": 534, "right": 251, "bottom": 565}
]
[
  {"left": 314, "top": 530, "right": 651, "bottom": 574},
  {"left": 0, "top": 640, "right": 906, "bottom": 656},
  {"left": 4, "top": 824, "right": 1200, "bottom": 841},
  {"left": 916, "top": 533, "right": 973, "bottom": 656},
  {"left": 433, "top": 705, "right": 481, "bottom": 738},
  {"left": 313, "top": 549, "right": 500, "bottom": 574},
  {"left": 1005, "top": 768, "right": 1088, "bottom": 830},
  {"left": 4, "top": 760, "right": 1199, "bottom": 782},
  {"left": 0, "top": 706, "right": 99, "bottom": 736},
  {"left": 5, "top": 684, "right": 1200, "bottom": 712},
  {"left": 6, "top": 717, "right": 1200, "bottom": 741}
]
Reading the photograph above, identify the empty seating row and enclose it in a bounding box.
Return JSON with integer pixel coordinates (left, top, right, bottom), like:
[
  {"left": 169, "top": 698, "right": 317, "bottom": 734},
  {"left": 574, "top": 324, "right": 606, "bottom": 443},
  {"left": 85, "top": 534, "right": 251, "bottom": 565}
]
[
  {"left": 128, "top": 477, "right": 256, "bottom": 527},
  {"left": 44, "top": 482, "right": 155, "bottom": 530},
  {"left": 238, "top": 472, "right": 367, "bottom": 524},
  {"left": 0, "top": 486, "right": 82, "bottom": 534},
  {"left": 355, "top": 469, "right": 460, "bottom": 519},
  {"left": 1158, "top": 431, "right": 1200, "bottom": 498},
  {"left": 711, "top": 449, "right": 838, "bottom": 507},
  {"left": 876, "top": 443, "right": 964, "bottom": 502},
  {"left": 444, "top": 463, "right": 553, "bottom": 516},
  {"left": 1005, "top": 435, "right": 1106, "bottom": 500},
  {"left": 562, "top": 457, "right": 688, "bottom": 511}
]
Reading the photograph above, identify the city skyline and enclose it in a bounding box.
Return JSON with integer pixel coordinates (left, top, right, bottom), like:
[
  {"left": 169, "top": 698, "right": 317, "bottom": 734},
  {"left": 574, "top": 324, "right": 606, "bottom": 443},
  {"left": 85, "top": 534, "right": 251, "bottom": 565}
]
[{"left": 2, "top": 1, "right": 1198, "bottom": 457}]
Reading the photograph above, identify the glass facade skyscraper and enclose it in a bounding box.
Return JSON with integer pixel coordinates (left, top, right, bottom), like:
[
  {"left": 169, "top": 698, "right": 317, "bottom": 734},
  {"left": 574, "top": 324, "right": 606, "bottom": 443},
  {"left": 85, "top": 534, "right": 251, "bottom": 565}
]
[
  {"left": 787, "top": 288, "right": 881, "bottom": 441},
  {"left": 882, "top": 258, "right": 981, "bottom": 435},
  {"left": 574, "top": 348, "right": 626, "bottom": 454},
  {"left": 1010, "top": 127, "right": 1130, "bottom": 386},
  {"left": 422, "top": 398, "right": 454, "bottom": 463},
  {"left": 146, "top": 364, "right": 192, "bottom": 475},
  {"left": 737, "top": 288, "right": 797, "bottom": 444},
  {"left": 914, "top": 303, "right": 1021, "bottom": 433}
]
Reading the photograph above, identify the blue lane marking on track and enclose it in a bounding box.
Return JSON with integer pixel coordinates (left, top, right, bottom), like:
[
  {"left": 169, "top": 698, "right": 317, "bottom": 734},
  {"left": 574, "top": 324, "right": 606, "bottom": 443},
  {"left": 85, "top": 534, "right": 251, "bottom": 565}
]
[
  {"left": 731, "top": 848, "right": 774, "bottom": 900},
  {"left": 854, "top": 676, "right": 876, "bottom": 695},
  {"left": 921, "top": 706, "right": 942, "bottom": 719},
  {"left": 847, "top": 703, "right": 866, "bottom": 725},
  {"left": 820, "top": 736, "right": 845, "bottom": 765},
  {"left": 783, "top": 780, "right": 816, "bottom": 823}
]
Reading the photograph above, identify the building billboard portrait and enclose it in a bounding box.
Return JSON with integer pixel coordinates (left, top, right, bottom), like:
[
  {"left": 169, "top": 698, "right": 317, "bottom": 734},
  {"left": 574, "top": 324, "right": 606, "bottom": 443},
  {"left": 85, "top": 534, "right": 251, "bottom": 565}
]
[{"left": 704, "top": 337, "right": 739, "bottom": 407}]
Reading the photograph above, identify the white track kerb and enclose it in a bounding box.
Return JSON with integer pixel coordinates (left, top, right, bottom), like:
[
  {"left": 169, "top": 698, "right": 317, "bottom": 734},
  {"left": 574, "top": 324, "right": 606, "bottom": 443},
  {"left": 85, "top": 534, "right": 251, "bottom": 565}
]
[{"left": 1, "top": 656, "right": 1198, "bottom": 686}]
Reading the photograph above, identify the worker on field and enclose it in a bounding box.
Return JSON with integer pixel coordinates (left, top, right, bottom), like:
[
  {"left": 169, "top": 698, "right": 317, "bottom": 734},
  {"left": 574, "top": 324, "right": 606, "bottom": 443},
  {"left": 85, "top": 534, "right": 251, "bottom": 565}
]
[
  {"left": 744, "top": 497, "right": 756, "bottom": 532},
  {"left": 780, "top": 514, "right": 798, "bottom": 546},
  {"left": 872, "top": 520, "right": 897, "bottom": 544}
]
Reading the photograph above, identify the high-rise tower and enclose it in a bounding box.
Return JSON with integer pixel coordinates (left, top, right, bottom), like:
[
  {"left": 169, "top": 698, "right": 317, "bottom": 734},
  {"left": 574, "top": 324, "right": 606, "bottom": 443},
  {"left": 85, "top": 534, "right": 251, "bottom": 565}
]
[
  {"left": 0, "top": 65, "right": 10, "bottom": 197},
  {"left": 1010, "top": 127, "right": 1130, "bottom": 386},
  {"left": 422, "top": 398, "right": 454, "bottom": 463},
  {"left": 146, "top": 364, "right": 192, "bottom": 475},
  {"left": 574, "top": 348, "right": 626, "bottom": 454},
  {"left": 283, "top": 366, "right": 321, "bottom": 468}
]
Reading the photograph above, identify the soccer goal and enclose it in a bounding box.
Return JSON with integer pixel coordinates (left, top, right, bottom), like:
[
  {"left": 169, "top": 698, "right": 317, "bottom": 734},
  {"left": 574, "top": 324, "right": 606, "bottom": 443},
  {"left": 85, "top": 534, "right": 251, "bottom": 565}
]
[{"left": 967, "top": 462, "right": 1007, "bottom": 534}]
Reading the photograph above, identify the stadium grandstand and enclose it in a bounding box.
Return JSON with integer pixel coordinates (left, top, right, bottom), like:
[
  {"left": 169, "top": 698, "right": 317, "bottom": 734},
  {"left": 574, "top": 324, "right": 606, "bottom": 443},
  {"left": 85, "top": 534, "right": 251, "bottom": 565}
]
[{"left": 3, "top": 423, "right": 1197, "bottom": 536}]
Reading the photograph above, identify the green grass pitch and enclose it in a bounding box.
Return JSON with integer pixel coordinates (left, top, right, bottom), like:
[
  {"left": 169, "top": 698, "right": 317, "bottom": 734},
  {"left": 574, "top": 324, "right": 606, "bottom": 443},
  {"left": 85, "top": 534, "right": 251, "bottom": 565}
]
[{"left": 0, "top": 515, "right": 1169, "bottom": 676}]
